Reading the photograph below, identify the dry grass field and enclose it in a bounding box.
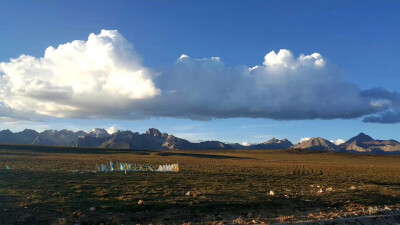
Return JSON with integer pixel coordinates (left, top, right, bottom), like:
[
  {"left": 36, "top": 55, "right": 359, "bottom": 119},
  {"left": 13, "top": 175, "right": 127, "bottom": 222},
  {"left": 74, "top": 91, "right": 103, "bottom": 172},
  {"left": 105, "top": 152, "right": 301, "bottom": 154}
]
[{"left": 1, "top": 145, "right": 400, "bottom": 224}]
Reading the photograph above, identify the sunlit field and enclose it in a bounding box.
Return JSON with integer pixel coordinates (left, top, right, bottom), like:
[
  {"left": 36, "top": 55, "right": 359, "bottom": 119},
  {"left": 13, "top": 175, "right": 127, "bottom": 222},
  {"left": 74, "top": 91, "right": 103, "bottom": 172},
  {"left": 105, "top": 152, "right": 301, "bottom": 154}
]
[{"left": 1, "top": 145, "right": 400, "bottom": 224}]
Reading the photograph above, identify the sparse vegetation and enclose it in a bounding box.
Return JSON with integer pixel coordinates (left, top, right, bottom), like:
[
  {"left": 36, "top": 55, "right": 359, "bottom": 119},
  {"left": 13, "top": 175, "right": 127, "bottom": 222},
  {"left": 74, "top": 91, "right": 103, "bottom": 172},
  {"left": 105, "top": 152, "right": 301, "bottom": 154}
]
[{"left": 1, "top": 146, "right": 400, "bottom": 224}]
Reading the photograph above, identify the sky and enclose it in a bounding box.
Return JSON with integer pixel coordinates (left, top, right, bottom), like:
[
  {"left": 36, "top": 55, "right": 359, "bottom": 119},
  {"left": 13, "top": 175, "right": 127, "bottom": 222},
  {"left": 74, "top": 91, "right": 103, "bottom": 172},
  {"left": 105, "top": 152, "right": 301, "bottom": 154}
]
[{"left": 0, "top": 0, "right": 399, "bottom": 144}]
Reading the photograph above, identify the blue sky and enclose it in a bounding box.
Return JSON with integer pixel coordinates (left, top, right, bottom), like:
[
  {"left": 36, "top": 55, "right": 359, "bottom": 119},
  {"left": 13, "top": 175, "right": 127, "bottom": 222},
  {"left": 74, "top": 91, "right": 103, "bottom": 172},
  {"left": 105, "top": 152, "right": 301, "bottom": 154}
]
[{"left": 0, "top": 1, "right": 399, "bottom": 144}]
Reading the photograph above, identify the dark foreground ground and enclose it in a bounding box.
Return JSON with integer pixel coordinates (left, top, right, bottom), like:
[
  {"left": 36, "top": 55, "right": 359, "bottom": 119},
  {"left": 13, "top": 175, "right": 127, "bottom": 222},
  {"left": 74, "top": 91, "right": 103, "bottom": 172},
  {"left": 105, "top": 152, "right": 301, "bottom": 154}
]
[{"left": 1, "top": 145, "right": 400, "bottom": 224}]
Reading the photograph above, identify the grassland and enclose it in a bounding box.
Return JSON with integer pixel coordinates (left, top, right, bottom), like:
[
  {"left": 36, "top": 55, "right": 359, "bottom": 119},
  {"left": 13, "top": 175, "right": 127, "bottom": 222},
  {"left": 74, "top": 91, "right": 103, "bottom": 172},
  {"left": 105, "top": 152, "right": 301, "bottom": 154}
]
[{"left": 1, "top": 145, "right": 400, "bottom": 224}]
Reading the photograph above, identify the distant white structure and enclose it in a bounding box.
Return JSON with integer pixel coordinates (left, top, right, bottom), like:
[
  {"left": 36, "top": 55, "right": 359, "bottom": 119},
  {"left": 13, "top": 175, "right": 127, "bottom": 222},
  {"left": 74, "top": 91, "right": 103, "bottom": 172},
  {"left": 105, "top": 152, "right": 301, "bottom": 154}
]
[{"left": 5, "top": 164, "right": 10, "bottom": 170}]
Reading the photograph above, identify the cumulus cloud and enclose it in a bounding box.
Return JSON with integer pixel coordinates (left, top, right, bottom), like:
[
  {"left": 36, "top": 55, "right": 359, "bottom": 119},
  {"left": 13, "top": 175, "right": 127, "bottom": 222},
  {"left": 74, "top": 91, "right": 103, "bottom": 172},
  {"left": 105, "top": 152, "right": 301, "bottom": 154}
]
[
  {"left": 330, "top": 139, "right": 345, "bottom": 145},
  {"left": 0, "top": 30, "right": 160, "bottom": 119},
  {"left": 241, "top": 142, "right": 251, "bottom": 146},
  {"left": 106, "top": 126, "right": 119, "bottom": 134},
  {"left": 361, "top": 88, "right": 400, "bottom": 123},
  {"left": 146, "top": 50, "right": 385, "bottom": 120},
  {"left": 0, "top": 30, "right": 399, "bottom": 123},
  {"left": 299, "top": 137, "right": 311, "bottom": 143}
]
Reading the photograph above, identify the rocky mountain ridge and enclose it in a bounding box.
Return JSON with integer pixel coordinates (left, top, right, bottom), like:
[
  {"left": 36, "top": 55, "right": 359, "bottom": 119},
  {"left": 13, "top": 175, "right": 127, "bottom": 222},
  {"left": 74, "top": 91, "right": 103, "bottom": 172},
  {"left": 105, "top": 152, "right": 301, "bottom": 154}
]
[
  {"left": 0, "top": 129, "right": 399, "bottom": 154},
  {"left": 248, "top": 138, "right": 293, "bottom": 150},
  {"left": 339, "top": 132, "right": 400, "bottom": 153},
  {"left": 291, "top": 137, "right": 340, "bottom": 152}
]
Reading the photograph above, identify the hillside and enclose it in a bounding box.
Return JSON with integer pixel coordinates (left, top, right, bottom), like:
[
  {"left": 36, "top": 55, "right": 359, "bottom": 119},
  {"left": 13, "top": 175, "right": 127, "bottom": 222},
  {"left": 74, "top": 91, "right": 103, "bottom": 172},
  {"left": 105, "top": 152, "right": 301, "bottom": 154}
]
[
  {"left": 292, "top": 137, "right": 340, "bottom": 152},
  {"left": 340, "top": 132, "right": 400, "bottom": 153}
]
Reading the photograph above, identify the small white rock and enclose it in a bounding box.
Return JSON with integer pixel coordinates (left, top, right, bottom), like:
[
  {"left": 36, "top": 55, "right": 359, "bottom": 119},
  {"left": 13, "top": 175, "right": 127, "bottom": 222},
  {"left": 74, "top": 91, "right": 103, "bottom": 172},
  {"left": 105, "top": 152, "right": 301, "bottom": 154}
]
[
  {"left": 89, "top": 207, "right": 96, "bottom": 212},
  {"left": 185, "top": 191, "right": 191, "bottom": 196},
  {"left": 284, "top": 194, "right": 290, "bottom": 199},
  {"left": 269, "top": 190, "right": 275, "bottom": 196}
]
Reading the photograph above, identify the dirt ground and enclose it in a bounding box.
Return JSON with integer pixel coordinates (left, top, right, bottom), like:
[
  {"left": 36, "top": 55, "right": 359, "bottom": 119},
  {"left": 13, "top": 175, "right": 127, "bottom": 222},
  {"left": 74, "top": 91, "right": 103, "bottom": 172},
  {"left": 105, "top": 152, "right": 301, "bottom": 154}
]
[{"left": 1, "top": 146, "right": 400, "bottom": 224}]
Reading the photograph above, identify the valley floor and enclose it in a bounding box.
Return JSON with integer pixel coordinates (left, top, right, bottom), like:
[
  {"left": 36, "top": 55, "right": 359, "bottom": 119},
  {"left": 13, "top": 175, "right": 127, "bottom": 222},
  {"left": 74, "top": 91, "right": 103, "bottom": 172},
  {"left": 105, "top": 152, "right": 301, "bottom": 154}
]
[{"left": 1, "top": 146, "right": 400, "bottom": 224}]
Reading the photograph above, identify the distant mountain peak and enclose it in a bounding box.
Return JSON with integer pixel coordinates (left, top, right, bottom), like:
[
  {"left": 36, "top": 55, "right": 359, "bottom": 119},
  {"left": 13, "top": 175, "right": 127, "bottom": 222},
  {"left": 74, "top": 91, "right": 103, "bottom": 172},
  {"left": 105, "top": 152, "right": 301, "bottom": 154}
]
[
  {"left": 88, "top": 128, "right": 110, "bottom": 138},
  {"left": 345, "top": 132, "right": 373, "bottom": 144},
  {"left": 356, "top": 132, "right": 372, "bottom": 138},
  {"left": 249, "top": 138, "right": 293, "bottom": 150},
  {"left": 0, "top": 129, "right": 12, "bottom": 134},
  {"left": 20, "top": 129, "right": 39, "bottom": 135},
  {"left": 146, "top": 128, "right": 167, "bottom": 138},
  {"left": 340, "top": 132, "right": 400, "bottom": 153},
  {"left": 292, "top": 137, "right": 339, "bottom": 152},
  {"left": 22, "top": 128, "right": 35, "bottom": 132},
  {"left": 146, "top": 128, "right": 161, "bottom": 136},
  {"left": 264, "top": 138, "right": 291, "bottom": 145}
]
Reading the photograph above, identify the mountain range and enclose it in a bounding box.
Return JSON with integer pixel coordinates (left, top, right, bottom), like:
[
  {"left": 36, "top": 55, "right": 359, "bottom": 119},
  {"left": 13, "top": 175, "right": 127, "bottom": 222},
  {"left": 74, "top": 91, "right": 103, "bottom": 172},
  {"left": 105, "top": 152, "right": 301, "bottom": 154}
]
[
  {"left": 0, "top": 128, "right": 399, "bottom": 154},
  {"left": 289, "top": 133, "right": 400, "bottom": 154},
  {"left": 339, "top": 132, "right": 400, "bottom": 154}
]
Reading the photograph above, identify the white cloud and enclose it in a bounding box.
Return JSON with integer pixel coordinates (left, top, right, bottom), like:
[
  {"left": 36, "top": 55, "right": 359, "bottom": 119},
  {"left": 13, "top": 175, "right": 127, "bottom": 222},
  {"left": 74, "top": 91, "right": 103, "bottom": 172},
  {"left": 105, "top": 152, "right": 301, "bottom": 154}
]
[
  {"left": 0, "top": 30, "right": 159, "bottom": 119},
  {"left": 150, "top": 50, "right": 384, "bottom": 120},
  {"left": 330, "top": 139, "right": 345, "bottom": 145},
  {"left": 241, "top": 142, "right": 251, "bottom": 146},
  {"left": 106, "top": 126, "right": 119, "bottom": 134},
  {"left": 0, "top": 30, "right": 398, "bottom": 123},
  {"left": 263, "top": 50, "right": 325, "bottom": 68},
  {"left": 336, "top": 139, "right": 345, "bottom": 145},
  {"left": 299, "top": 137, "right": 310, "bottom": 143}
]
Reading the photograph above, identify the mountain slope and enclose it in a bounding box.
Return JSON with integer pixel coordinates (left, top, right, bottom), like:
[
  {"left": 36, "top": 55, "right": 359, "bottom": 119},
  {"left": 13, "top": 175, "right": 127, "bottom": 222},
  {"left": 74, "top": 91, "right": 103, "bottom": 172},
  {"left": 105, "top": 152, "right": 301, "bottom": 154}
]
[
  {"left": 99, "top": 129, "right": 169, "bottom": 150},
  {"left": 248, "top": 138, "right": 293, "bottom": 150},
  {"left": 0, "top": 129, "right": 39, "bottom": 144},
  {"left": 162, "top": 135, "right": 193, "bottom": 150},
  {"left": 71, "top": 135, "right": 112, "bottom": 148},
  {"left": 340, "top": 133, "right": 400, "bottom": 153},
  {"left": 344, "top": 132, "right": 373, "bottom": 144},
  {"left": 36, "top": 129, "right": 87, "bottom": 146},
  {"left": 191, "top": 141, "right": 234, "bottom": 150},
  {"left": 292, "top": 137, "right": 340, "bottom": 152},
  {"left": 88, "top": 128, "right": 110, "bottom": 138}
]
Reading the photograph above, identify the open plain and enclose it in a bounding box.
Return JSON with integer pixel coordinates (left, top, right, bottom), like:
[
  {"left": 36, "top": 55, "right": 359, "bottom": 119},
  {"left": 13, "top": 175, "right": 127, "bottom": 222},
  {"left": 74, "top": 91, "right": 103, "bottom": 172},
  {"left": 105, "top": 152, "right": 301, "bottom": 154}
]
[{"left": 1, "top": 145, "right": 400, "bottom": 224}]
